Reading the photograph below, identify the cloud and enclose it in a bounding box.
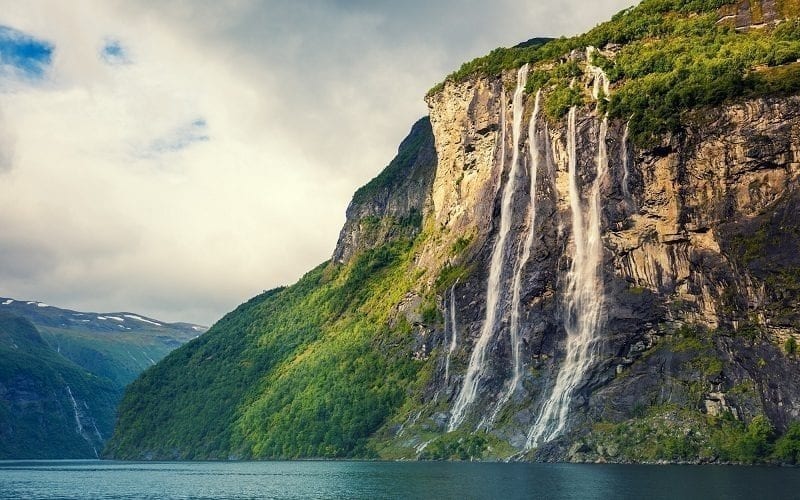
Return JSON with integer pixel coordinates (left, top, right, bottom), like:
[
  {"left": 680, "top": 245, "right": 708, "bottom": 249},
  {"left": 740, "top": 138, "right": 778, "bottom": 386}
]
[{"left": 0, "top": 0, "right": 637, "bottom": 325}]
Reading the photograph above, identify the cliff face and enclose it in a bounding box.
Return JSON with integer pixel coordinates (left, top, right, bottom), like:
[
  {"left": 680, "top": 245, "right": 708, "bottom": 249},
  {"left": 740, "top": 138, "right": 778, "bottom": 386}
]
[{"left": 371, "top": 59, "right": 800, "bottom": 460}]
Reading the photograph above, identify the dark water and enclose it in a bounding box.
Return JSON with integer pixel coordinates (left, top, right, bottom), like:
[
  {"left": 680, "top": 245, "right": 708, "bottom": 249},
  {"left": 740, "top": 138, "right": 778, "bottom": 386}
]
[{"left": 1, "top": 460, "right": 800, "bottom": 499}]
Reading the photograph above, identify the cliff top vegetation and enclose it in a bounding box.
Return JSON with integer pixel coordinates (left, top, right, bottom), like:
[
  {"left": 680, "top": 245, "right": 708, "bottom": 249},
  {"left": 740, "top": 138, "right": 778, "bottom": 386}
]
[{"left": 428, "top": 0, "right": 800, "bottom": 145}]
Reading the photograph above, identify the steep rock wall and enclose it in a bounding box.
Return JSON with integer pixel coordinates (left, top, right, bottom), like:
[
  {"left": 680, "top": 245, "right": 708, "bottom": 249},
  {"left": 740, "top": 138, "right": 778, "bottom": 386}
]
[{"left": 387, "top": 61, "right": 800, "bottom": 460}]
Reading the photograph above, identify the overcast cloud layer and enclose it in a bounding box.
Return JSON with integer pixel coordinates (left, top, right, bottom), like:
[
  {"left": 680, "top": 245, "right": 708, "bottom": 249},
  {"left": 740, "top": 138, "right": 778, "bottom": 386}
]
[{"left": 0, "top": 0, "right": 636, "bottom": 325}]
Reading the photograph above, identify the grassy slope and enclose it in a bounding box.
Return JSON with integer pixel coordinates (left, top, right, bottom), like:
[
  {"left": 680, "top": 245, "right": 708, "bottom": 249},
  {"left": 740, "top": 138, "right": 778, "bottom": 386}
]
[
  {"left": 37, "top": 325, "right": 194, "bottom": 387},
  {"left": 108, "top": 113, "right": 440, "bottom": 460}
]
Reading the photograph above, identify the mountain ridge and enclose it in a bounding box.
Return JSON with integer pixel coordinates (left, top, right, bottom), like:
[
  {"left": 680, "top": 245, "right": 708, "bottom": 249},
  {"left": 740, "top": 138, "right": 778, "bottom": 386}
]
[{"left": 0, "top": 298, "right": 205, "bottom": 458}]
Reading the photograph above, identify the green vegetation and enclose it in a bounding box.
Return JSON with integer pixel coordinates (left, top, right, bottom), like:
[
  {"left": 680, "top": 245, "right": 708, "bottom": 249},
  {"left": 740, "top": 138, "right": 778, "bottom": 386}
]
[
  {"left": 542, "top": 83, "right": 585, "bottom": 121},
  {"left": 589, "top": 405, "right": 800, "bottom": 464},
  {"left": 785, "top": 336, "right": 798, "bottom": 355},
  {"left": 451, "top": 235, "right": 472, "bottom": 256},
  {"left": 715, "top": 414, "right": 774, "bottom": 463},
  {"left": 419, "top": 431, "right": 488, "bottom": 460},
  {"left": 774, "top": 421, "right": 800, "bottom": 463},
  {"left": 107, "top": 227, "right": 434, "bottom": 459},
  {"left": 351, "top": 117, "right": 433, "bottom": 206},
  {"left": 0, "top": 313, "right": 120, "bottom": 458},
  {"left": 434, "top": 264, "right": 470, "bottom": 293},
  {"left": 429, "top": 0, "right": 800, "bottom": 143}
]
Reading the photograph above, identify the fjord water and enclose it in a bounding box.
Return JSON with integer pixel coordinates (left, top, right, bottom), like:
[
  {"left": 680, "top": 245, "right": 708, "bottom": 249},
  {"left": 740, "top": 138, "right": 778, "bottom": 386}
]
[{"left": 2, "top": 461, "right": 800, "bottom": 500}]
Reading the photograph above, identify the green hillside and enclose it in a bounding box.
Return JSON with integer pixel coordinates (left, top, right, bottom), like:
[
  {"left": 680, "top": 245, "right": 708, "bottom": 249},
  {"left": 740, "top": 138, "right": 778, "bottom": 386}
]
[
  {"left": 0, "top": 299, "right": 204, "bottom": 458},
  {"left": 0, "top": 313, "right": 120, "bottom": 458},
  {"left": 0, "top": 298, "right": 203, "bottom": 387}
]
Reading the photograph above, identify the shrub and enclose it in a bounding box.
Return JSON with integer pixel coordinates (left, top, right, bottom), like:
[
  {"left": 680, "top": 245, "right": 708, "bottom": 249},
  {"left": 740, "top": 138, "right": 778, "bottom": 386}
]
[
  {"left": 773, "top": 421, "right": 800, "bottom": 463},
  {"left": 785, "top": 336, "right": 798, "bottom": 355}
]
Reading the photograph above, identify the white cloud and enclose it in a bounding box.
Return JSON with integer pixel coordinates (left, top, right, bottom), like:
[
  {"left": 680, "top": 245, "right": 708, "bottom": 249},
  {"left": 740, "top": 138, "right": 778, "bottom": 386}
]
[{"left": 0, "top": 0, "right": 636, "bottom": 324}]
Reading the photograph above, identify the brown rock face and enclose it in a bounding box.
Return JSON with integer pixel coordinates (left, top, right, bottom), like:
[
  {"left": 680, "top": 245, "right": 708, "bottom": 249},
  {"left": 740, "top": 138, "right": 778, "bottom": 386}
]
[
  {"left": 718, "top": 0, "right": 794, "bottom": 29},
  {"left": 368, "top": 64, "right": 800, "bottom": 458}
]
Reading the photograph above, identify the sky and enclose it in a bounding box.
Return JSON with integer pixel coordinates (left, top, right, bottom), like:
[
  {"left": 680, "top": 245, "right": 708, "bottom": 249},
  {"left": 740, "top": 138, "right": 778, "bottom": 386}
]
[{"left": 0, "top": 0, "right": 637, "bottom": 326}]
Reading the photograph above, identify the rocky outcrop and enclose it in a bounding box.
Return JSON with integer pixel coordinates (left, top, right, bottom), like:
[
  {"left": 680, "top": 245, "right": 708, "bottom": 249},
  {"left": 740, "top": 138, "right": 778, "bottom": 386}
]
[
  {"left": 381, "top": 55, "right": 800, "bottom": 460},
  {"left": 718, "top": 0, "right": 791, "bottom": 30},
  {"left": 332, "top": 117, "right": 437, "bottom": 264}
]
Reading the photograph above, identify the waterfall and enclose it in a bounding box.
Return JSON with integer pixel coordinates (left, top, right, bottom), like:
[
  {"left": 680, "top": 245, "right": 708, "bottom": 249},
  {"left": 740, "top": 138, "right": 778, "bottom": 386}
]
[
  {"left": 485, "top": 90, "right": 542, "bottom": 428},
  {"left": 526, "top": 108, "right": 608, "bottom": 448},
  {"left": 66, "top": 385, "right": 85, "bottom": 435},
  {"left": 448, "top": 63, "right": 529, "bottom": 431},
  {"left": 586, "top": 46, "right": 610, "bottom": 101},
  {"left": 621, "top": 121, "right": 631, "bottom": 200},
  {"left": 444, "top": 283, "right": 459, "bottom": 387},
  {"left": 66, "top": 384, "right": 99, "bottom": 456},
  {"left": 510, "top": 89, "right": 542, "bottom": 393}
]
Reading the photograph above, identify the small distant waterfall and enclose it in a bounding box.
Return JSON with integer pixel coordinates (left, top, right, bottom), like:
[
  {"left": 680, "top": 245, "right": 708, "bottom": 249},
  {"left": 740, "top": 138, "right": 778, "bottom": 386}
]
[
  {"left": 526, "top": 107, "right": 609, "bottom": 448},
  {"left": 67, "top": 385, "right": 99, "bottom": 457},
  {"left": 66, "top": 385, "right": 84, "bottom": 435},
  {"left": 449, "top": 63, "right": 529, "bottom": 431},
  {"left": 621, "top": 121, "right": 631, "bottom": 200},
  {"left": 586, "top": 46, "right": 610, "bottom": 101},
  {"left": 444, "top": 283, "right": 459, "bottom": 387},
  {"left": 485, "top": 90, "right": 543, "bottom": 428}
]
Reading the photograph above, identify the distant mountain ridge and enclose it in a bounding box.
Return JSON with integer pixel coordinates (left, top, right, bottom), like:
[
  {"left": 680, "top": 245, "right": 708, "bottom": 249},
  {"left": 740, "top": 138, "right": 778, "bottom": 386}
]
[
  {"left": 0, "top": 297, "right": 205, "bottom": 335},
  {"left": 0, "top": 297, "right": 206, "bottom": 386},
  {"left": 0, "top": 297, "right": 205, "bottom": 458}
]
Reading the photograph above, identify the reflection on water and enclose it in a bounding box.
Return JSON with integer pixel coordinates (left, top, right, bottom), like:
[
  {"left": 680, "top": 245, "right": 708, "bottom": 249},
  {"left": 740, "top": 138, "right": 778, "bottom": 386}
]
[{"left": 1, "top": 460, "right": 799, "bottom": 499}]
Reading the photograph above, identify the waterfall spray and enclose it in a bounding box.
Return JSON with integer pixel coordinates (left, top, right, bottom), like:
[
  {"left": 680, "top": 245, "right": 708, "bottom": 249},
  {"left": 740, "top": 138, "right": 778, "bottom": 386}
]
[{"left": 448, "top": 64, "right": 529, "bottom": 431}]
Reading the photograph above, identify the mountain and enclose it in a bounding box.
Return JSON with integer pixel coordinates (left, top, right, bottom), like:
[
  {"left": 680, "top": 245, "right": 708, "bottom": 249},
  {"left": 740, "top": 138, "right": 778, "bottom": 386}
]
[
  {"left": 0, "top": 298, "right": 206, "bottom": 386},
  {"left": 108, "top": 0, "right": 800, "bottom": 464},
  {"left": 0, "top": 299, "right": 205, "bottom": 458},
  {"left": 0, "top": 313, "right": 118, "bottom": 458}
]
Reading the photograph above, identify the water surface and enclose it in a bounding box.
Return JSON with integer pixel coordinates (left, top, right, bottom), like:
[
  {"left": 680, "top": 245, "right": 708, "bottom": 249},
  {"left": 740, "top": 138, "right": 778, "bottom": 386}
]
[{"left": 1, "top": 460, "right": 799, "bottom": 499}]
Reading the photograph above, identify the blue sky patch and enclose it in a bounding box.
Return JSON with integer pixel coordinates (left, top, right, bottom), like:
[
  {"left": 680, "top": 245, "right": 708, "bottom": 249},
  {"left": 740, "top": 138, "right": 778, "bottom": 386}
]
[
  {"left": 0, "top": 25, "right": 53, "bottom": 79},
  {"left": 101, "top": 39, "right": 130, "bottom": 65}
]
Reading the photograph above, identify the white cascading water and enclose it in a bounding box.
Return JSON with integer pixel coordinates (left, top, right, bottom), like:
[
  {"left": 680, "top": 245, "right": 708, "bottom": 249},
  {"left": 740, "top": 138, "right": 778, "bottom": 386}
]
[
  {"left": 526, "top": 106, "right": 609, "bottom": 448},
  {"left": 621, "top": 121, "right": 631, "bottom": 200},
  {"left": 67, "top": 385, "right": 98, "bottom": 457},
  {"left": 66, "top": 385, "right": 84, "bottom": 435},
  {"left": 444, "top": 283, "right": 459, "bottom": 387},
  {"left": 485, "top": 90, "right": 542, "bottom": 428},
  {"left": 448, "top": 63, "right": 529, "bottom": 431},
  {"left": 586, "top": 46, "right": 610, "bottom": 101}
]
